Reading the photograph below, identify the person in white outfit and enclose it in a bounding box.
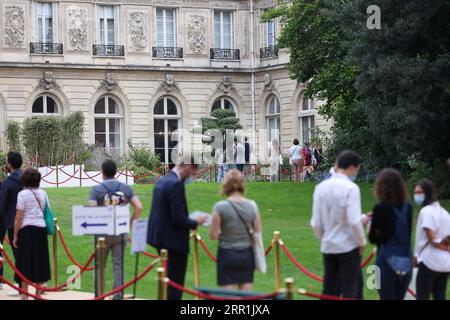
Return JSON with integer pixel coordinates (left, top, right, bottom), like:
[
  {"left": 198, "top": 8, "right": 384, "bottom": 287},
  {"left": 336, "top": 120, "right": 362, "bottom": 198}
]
[
  {"left": 414, "top": 179, "right": 450, "bottom": 300},
  {"left": 269, "top": 139, "right": 281, "bottom": 182}
]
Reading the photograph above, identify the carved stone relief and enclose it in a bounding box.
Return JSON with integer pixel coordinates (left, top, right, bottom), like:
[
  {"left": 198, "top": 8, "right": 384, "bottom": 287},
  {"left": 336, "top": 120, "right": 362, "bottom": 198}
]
[
  {"left": 67, "top": 6, "right": 88, "bottom": 51},
  {"left": 99, "top": 73, "right": 119, "bottom": 91},
  {"left": 217, "top": 76, "right": 236, "bottom": 94},
  {"left": 38, "top": 71, "right": 59, "bottom": 90},
  {"left": 3, "top": 5, "right": 25, "bottom": 48},
  {"left": 128, "top": 11, "right": 148, "bottom": 52},
  {"left": 159, "top": 73, "right": 179, "bottom": 92},
  {"left": 187, "top": 15, "right": 206, "bottom": 55}
]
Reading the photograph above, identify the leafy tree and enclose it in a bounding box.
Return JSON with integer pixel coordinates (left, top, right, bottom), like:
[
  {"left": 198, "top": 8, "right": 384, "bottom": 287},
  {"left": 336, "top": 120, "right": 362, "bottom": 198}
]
[
  {"left": 265, "top": 0, "right": 450, "bottom": 195},
  {"left": 5, "top": 121, "right": 22, "bottom": 153}
]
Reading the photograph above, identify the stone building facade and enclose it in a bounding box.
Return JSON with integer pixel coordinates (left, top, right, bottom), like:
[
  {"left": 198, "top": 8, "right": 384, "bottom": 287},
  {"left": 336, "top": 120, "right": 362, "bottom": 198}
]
[{"left": 0, "top": 0, "right": 331, "bottom": 164}]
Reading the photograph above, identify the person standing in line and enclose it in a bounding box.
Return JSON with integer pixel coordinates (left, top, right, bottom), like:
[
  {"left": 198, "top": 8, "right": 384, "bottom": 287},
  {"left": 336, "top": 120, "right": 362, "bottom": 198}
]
[
  {"left": 233, "top": 137, "right": 246, "bottom": 172},
  {"left": 209, "top": 170, "right": 263, "bottom": 291},
  {"left": 368, "top": 168, "right": 413, "bottom": 300},
  {"left": 244, "top": 137, "right": 251, "bottom": 172},
  {"left": 269, "top": 139, "right": 281, "bottom": 182},
  {"left": 311, "top": 150, "right": 366, "bottom": 299},
  {"left": 0, "top": 152, "right": 24, "bottom": 295},
  {"left": 147, "top": 156, "right": 208, "bottom": 300},
  {"left": 89, "top": 160, "right": 143, "bottom": 300},
  {"left": 217, "top": 148, "right": 225, "bottom": 183},
  {"left": 13, "top": 167, "right": 51, "bottom": 300},
  {"left": 0, "top": 178, "right": 4, "bottom": 290},
  {"left": 414, "top": 179, "right": 450, "bottom": 300},
  {"left": 289, "top": 139, "right": 303, "bottom": 182}
]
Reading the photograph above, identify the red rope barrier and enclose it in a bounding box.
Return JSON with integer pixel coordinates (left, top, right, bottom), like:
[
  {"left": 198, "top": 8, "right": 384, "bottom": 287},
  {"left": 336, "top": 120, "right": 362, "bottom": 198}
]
[
  {"left": 0, "top": 274, "right": 47, "bottom": 300},
  {"left": 57, "top": 228, "right": 95, "bottom": 271},
  {"left": 198, "top": 238, "right": 218, "bottom": 262},
  {"left": 279, "top": 242, "right": 324, "bottom": 282},
  {"left": 407, "top": 288, "right": 417, "bottom": 298},
  {"left": 94, "top": 258, "right": 161, "bottom": 300},
  {"left": 126, "top": 237, "right": 160, "bottom": 259},
  {"left": 41, "top": 168, "right": 80, "bottom": 185},
  {"left": 166, "top": 279, "right": 280, "bottom": 300},
  {"left": 265, "top": 242, "right": 273, "bottom": 256},
  {"left": 298, "top": 289, "right": 357, "bottom": 300},
  {"left": 360, "top": 250, "right": 376, "bottom": 269}
]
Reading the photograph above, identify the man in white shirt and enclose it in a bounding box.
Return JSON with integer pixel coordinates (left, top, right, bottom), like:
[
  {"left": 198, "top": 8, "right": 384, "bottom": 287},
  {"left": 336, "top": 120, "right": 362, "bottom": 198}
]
[
  {"left": 233, "top": 136, "right": 246, "bottom": 172},
  {"left": 311, "top": 150, "right": 367, "bottom": 298}
]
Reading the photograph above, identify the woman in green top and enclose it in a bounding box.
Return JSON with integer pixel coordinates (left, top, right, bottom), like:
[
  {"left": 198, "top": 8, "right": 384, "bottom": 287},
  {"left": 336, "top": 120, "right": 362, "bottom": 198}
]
[{"left": 209, "top": 169, "right": 263, "bottom": 291}]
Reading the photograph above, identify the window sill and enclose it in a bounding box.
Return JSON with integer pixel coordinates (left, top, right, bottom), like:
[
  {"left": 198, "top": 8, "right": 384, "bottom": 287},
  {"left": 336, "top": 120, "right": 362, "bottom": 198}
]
[
  {"left": 152, "top": 57, "right": 184, "bottom": 61},
  {"left": 210, "top": 59, "right": 241, "bottom": 62},
  {"left": 92, "top": 55, "right": 126, "bottom": 59},
  {"left": 30, "top": 53, "right": 64, "bottom": 57}
]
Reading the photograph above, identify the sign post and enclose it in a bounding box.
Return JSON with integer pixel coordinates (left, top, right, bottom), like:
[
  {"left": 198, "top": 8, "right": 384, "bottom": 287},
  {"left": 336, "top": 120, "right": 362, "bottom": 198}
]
[{"left": 130, "top": 219, "right": 148, "bottom": 299}]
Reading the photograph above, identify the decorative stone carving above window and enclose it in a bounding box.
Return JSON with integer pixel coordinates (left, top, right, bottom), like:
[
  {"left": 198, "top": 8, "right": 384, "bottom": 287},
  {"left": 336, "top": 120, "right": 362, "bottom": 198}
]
[
  {"left": 159, "top": 73, "right": 180, "bottom": 92},
  {"left": 38, "top": 71, "right": 59, "bottom": 90},
  {"left": 217, "top": 76, "right": 236, "bottom": 94},
  {"left": 187, "top": 15, "right": 206, "bottom": 55},
  {"left": 99, "top": 73, "right": 119, "bottom": 91},
  {"left": 4, "top": 5, "right": 25, "bottom": 48},
  {"left": 67, "top": 6, "right": 88, "bottom": 51},
  {"left": 128, "top": 11, "right": 148, "bottom": 52}
]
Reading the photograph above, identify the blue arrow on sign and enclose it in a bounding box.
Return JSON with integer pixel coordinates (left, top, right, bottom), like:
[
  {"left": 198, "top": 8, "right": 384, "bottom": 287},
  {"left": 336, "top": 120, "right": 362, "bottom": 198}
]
[
  {"left": 118, "top": 222, "right": 127, "bottom": 227},
  {"left": 81, "top": 222, "right": 108, "bottom": 229}
]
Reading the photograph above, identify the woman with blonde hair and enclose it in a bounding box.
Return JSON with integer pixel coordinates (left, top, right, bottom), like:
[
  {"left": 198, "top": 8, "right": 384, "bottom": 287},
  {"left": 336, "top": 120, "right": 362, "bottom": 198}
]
[{"left": 209, "top": 169, "right": 263, "bottom": 291}]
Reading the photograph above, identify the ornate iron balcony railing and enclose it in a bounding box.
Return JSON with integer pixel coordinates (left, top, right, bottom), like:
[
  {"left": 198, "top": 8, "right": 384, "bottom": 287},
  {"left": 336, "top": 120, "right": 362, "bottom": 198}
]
[
  {"left": 152, "top": 47, "right": 184, "bottom": 59},
  {"left": 93, "top": 44, "right": 125, "bottom": 57},
  {"left": 210, "top": 48, "right": 240, "bottom": 60},
  {"left": 260, "top": 46, "right": 279, "bottom": 59},
  {"left": 30, "top": 42, "right": 63, "bottom": 55}
]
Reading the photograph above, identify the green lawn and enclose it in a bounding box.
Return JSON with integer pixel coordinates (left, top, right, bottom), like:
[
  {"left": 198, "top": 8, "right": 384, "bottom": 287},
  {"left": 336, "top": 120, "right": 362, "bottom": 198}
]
[{"left": 2, "top": 182, "right": 449, "bottom": 300}]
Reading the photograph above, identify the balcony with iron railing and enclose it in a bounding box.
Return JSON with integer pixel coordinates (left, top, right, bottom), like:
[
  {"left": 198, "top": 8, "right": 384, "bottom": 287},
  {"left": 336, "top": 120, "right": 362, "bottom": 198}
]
[
  {"left": 210, "top": 48, "right": 240, "bottom": 61},
  {"left": 92, "top": 44, "right": 125, "bottom": 57},
  {"left": 260, "top": 46, "right": 279, "bottom": 59},
  {"left": 30, "top": 42, "right": 63, "bottom": 55},
  {"left": 152, "top": 47, "right": 184, "bottom": 59}
]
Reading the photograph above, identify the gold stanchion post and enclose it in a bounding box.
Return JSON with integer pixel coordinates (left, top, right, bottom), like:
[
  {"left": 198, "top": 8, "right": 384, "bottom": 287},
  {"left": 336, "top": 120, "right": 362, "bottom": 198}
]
[
  {"left": 192, "top": 231, "right": 200, "bottom": 296},
  {"left": 273, "top": 231, "right": 281, "bottom": 290},
  {"left": 157, "top": 267, "right": 167, "bottom": 300},
  {"left": 161, "top": 249, "right": 168, "bottom": 273},
  {"left": 52, "top": 218, "right": 58, "bottom": 287},
  {"left": 285, "top": 277, "right": 295, "bottom": 300},
  {"left": 96, "top": 237, "right": 106, "bottom": 298}
]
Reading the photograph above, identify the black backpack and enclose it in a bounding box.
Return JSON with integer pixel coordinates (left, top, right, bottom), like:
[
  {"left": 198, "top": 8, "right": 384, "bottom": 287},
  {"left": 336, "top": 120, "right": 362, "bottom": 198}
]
[{"left": 100, "top": 182, "right": 127, "bottom": 206}]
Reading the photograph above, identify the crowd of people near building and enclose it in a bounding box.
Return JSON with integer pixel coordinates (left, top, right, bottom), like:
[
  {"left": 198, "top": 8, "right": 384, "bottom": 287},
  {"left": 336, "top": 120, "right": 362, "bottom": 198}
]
[{"left": 0, "top": 149, "right": 449, "bottom": 301}]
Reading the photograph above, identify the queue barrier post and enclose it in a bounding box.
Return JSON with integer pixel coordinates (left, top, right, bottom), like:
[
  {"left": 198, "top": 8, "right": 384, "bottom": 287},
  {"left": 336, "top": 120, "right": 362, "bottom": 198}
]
[
  {"left": 157, "top": 267, "right": 167, "bottom": 300},
  {"left": 285, "top": 277, "right": 295, "bottom": 300},
  {"left": 192, "top": 231, "right": 200, "bottom": 299},
  {"left": 273, "top": 231, "right": 281, "bottom": 291},
  {"left": 52, "top": 218, "right": 58, "bottom": 287},
  {"left": 96, "top": 237, "right": 106, "bottom": 298},
  {"left": 160, "top": 249, "right": 168, "bottom": 271}
]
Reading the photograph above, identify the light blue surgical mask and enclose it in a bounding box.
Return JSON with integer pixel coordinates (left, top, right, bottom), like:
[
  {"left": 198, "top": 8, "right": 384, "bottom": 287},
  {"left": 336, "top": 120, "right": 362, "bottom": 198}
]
[
  {"left": 184, "top": 176, "right": 193, "bottom": 186},
  {"left": 414, "top": 194, "right": 425, "bottom": 205},
  {"left": 349, "top": 175, "right": 357, "bottom": 182}
]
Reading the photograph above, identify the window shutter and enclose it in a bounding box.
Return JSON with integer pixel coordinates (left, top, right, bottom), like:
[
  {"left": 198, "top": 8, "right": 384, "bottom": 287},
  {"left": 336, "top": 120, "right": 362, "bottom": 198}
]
[
  {"left": 165, "top": 9, "right": 175, "bottom": 47},
  {"left": 156, "top": 8, "right": 164, "bottom": 47},
  {"left": 213, "top": 11, "right": 220, "bottom": 48},
  {"left": 52, "top": 2, "right": 57, "bottom": 43},
  {"left": 114, "top": 5, "right": 119, "bottom": 45}
]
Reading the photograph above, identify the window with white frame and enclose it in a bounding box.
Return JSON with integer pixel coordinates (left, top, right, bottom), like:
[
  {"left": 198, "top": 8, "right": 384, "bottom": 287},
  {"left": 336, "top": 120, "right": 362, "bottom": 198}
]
[
  {"left": 154, "top": 97, "right": 181, "bottom": 164},
  {"left": 94, "top": 96, "right": 123, "bottom": 156},
  {"left": 298, "top": 96, "right": 315, "bottom": 145},
  {"left": 266, "top": 20, "right": 275, "bottom": 47},
  {"left": 212, "top": 97, "right": 237, "bottom": 114},
  {"left": 37, "top": 2, "right": 53, "bottom": 43},
  {"left": 156, "top": 8, "right": 176, "bottom": 47},
  {"left": 32, "top": 95, "right": 59, "bottom": 114},
  {"left": 98, "top": 5, "right": 115, "bottom": 45},
  {"left": 214, "top": 10, "right": 233, "bottom": 49},
  {"left": 266, "top": 95, "right": 281, "bottom": 145}
]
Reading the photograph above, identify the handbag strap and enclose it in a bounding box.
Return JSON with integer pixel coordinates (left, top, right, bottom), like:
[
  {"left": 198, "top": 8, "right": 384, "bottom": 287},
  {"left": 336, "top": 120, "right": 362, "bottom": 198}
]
[
  {"left": 226, "top": 200, "right": 255, "bottom": 244},
  {"left": 30, "top": 189, "right": 44, "bottom": 213}
]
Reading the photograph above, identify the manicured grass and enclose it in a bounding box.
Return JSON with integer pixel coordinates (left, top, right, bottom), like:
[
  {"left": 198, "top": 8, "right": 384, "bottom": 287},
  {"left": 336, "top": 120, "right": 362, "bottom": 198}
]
[{"left": 2, "top": 182, "right": 449, "bottom": 300}]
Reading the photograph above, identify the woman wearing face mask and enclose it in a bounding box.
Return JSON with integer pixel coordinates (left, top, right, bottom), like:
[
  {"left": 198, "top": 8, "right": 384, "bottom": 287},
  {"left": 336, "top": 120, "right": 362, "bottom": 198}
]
[
  {"left": 368, "top": 168, "right": 413, "bottom": 300},
  {"left": 414, "top": 179, "right": 450, "bottom": 300}
]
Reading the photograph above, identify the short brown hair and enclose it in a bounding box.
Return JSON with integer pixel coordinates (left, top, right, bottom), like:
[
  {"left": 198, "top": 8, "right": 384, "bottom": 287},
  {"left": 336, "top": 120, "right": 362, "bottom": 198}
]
[
  {"left": 222, "top": 169, "right": 245, "bottom": 196},
  {"left": 374, "top": 168, "right": 407, "bottom": 206},
  {"left": 20, "top": 167, "right": 41, "bottom": 188}
]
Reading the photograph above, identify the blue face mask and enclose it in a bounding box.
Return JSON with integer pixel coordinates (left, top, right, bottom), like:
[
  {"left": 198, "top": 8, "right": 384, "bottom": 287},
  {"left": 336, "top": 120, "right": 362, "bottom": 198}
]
[
  {"left": 184, "top": 176, "right": 193, "bottom": 186},
  {"left": 414, "top": 194, "right": 425, "bottom": 205},
  {"left": 349, "top": 175, "right": 357, "bottom": 182}
]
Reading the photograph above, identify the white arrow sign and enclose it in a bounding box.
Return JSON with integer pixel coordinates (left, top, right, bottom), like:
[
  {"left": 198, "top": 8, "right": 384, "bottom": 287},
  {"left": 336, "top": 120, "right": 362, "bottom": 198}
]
[{"left": 72, "top": 205, "right": 130, "bottom": 236}]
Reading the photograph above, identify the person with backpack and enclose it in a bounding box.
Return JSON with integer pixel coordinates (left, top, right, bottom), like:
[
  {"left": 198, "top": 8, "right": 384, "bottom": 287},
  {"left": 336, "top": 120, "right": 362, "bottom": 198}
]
[
  {"left": 289, "top": 139, "right": 304, "bottom": 182},
  {"left": 89, "top": 160, "right": 143, "bottom": 300},
  {"left": 368, "top": 168, "right": 413, "bottom": 300},
  {"left": 414, "top": 179, "right": 450, "bottom": 300},
  {"left": 0, "top": 152, "right": 24, "bottom": 295}
]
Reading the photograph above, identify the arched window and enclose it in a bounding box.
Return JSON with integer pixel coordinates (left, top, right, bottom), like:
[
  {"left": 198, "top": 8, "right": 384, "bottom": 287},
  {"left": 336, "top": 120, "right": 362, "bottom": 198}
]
[
  {"left": 298, "top": 95, "right": 315, "bottom": 145},
  {"left": 266, "top": 95, "right": 281, "bottom": 145},
  {"left": 154, "top": 97, "right": 181, "bottom": 164},
  {"left": 212, "top": 97, "right": 237, "bottom": 114},
  {"left": 32, "top": 95, "right": 59, "bottom": 114},
  {"left": 94, "top": 96, "right": 123, "bottom": 156}
]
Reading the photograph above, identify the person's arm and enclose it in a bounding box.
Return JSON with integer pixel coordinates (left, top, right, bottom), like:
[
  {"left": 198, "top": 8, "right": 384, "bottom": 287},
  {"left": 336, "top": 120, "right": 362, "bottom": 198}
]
[
  {"left": 368, "top": 204, "right": 388, "bottom": 245},
  {"left": 346, "top": 187, "right": 367, "bottom": 250},
  {"left": 88, "top": 187, "right": 98, "bottom": 207},
  {"left": 168, "top": 182, "right": 198, "bottom": 229},
  {"left": 13, "top": 209, "right": 24, "bottom": 248},
  {"left": 209, "top": 211, "right": 221, "bottom": 240},
  {"left": 0, "top": 182, "right": 9, "bottom": 219},
  {"left": 311, "top": 187, "right": 324, "bottom": 240},
  {"left": 129, "top": 196, "right": 143, "bottom": 225}
]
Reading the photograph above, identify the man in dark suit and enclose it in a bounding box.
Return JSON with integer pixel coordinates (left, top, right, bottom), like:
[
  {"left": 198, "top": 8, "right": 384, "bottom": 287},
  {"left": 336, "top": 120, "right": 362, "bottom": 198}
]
[
  {"left": 0, "top": 152, "right": 24, "bottom": 291},
  {"left": 147, "top": 157, "right": 207, "bottom": 300}
]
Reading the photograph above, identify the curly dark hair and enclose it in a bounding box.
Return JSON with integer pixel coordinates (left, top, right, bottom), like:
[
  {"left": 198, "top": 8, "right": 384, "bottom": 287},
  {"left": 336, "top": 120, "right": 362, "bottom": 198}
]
[
  {"left": 374, "top": 168, "right": 408, "bottom": 206},
  {"left": 20, "top": 167, "right": 41, "bottom": 188}
]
